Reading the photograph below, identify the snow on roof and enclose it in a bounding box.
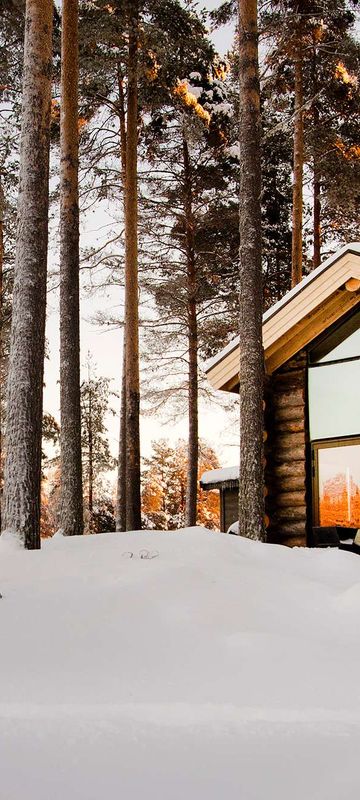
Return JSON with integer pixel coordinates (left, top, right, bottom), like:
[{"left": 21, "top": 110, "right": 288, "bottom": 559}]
[
  {"left": 201, "top": 465, "right": 239, "bottom": 486},
  {"left": 204, "top": 242, "right": 360, "bottom": 374}
]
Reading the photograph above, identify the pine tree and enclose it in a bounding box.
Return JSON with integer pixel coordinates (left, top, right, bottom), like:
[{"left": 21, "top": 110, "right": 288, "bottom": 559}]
[
  {"left": 142, "top": 438, "right": 220, "bottom": 530},
  {"left": 0, "top": 0, "right": 24, "bottom": 531},
  {"left": 77, "top": 0, "right": 216, "bottom": 529},
  {"left": 183, "top": 131, "right": 198, "bottom": 527},
  {"left": 59, "top": 0, "right": 84, "bottom": 536},
  {"left": 261, "top": 1, "right": 360, "bottom": 276},
  {"left": 0, "top": 176, "right": 5, "bottom": 529},
  {"left": 237, "top": 0, "right": 265, "bottom": 540},
  {"left": 2, "top": 0, "right": 53, "bottom": 548},
  {"left": 139, "top": 67, "right": 237, "bottom": 527},
  {"left": 115, "top": 338, "right": 127, "bottom": 530},
  {"left": 124, "top": 0, "right": 141, "bottom": 530},
  {"left": 80, "top": 367, "right": 116, "bottom": 533}
]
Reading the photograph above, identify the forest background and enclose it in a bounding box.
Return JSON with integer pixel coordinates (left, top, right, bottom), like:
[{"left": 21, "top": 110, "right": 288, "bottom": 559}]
[
  {"left": 43, "top": 0, "right": 236, "bottom": 462},
  {"left": 45, "top": 0, "right": 237, "bottom": 533},
  {"left": 1, "top": 0, "right": 359, "bottom": 535}
]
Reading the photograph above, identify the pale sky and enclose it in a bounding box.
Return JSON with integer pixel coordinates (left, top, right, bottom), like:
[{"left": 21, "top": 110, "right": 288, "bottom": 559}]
[{"left": 43, "top": 1, "right": 238, "bottom": 477}]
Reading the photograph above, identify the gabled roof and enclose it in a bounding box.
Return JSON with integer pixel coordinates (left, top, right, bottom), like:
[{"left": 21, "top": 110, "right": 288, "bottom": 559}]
[{"left": 205, "top": 243, "right": 360, "bottom": 392}]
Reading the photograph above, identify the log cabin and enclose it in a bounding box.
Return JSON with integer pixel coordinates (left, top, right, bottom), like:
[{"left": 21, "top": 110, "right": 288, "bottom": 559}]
[{"left": 201, "top": 243, "right": 360, "bottom": 546}]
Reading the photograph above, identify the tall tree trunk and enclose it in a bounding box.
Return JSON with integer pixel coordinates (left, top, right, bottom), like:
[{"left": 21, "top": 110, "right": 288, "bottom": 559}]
[
  {"left": 313, "top": 150, "right": 321, "bottom": 269},
  {"left": 238, "top": 0, "right": 265, "bottom": 541},
  {"left": 88, "top": 384, "right": 93, "bottom": 532},
  {"left": 291, "top": 49, "right": 304, "bottom": 286},
  {"left": 0, "top": 174, "right": 4, "bottom": 532},
  {"left": 59, "top": 0, "right": 84, "bottom": 536},
  {"left": 124, "top": 2, "right": 141, "bottom": 531},
  {"left": 183, "top": 135, "right": 198, "bottom": 528},
  {"left": 116, "top": 337, "right": 127, "bottom": 530},
  {"left": 312, "top": 43, "right": 321, "bottom": 270},
  {"left": 2, "top": 0, "right": 53, "bottom": 548},
  {"left": 115, "top": 69, "right": 127, "bottom": 531}
]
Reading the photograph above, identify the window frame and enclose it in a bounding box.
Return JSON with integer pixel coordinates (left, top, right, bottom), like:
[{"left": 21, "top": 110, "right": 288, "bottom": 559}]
[
  {"left": 308, "top": 307, "right": 360, "bottom": 365},
  {"left": 311, "top": 436, "right": 360, "bottom": 526}
]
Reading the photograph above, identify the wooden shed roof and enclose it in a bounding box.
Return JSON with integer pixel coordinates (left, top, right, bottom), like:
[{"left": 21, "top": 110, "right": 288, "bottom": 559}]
[
  {"left": 200, "top": 465, "right": 239, "bottom": 491},
  {"left": 205, "top": 243, "right": 360, "bottom": 392}
]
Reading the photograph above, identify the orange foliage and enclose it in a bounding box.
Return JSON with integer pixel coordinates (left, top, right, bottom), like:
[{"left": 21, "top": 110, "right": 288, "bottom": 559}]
[
  {"left": 335, "top": 61, "right": 358, "bottom": 88},
  {"left": 142, "top": 439, "right": 220, "bottom": 530},
  {"left": 145, "top": 49, "right": 160, "bottom": 82},
  {"left": 50, "top": 98, "right": 60, "bottom": 123},
  {"left": 334, "top": 137, "right": 360, "bottom": 161},
  {"left": 40, "top": 465, "right": 61, "bottom": 538},
  {"left": 40, "top": 480, "right": 55, "bottom": 537},
  {"left": 173, "top": 81, "right": 211, "bottom": 126},
  {"left": 319, "top": 472, "right": 360, "bottom": 527},
  {"left": 312, "top": 22, "right": 325, "bottom": 43}
]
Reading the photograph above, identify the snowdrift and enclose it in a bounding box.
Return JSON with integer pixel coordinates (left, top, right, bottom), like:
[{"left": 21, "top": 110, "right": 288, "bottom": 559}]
[{"left": 1, "top": 527, "right": 360, "bottom": 799}]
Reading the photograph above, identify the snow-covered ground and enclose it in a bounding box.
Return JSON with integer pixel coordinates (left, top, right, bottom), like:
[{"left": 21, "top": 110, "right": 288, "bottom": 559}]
[{"left": 1, "top": 527, "right": 360, "bottom": 799}]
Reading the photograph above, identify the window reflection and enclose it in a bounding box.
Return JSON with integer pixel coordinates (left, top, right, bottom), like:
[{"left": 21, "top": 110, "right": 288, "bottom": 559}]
[
  {"left": 309, "top": 310, "right": 360, "bottom": 528},
  {"left": 308, "top": 360, "right": 360, "bottom": 440},
  {"left": 309, "top": 311, "right": 360, "bottom": 440},
  {"left": 318, "top": 444, "right": 360, "bottom": 528}
]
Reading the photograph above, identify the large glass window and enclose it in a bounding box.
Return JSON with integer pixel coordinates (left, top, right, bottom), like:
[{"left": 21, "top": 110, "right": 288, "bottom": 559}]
[
  {"left": 314, "top": 440, "right": 360, "bottom": 527},
  {"left": 308, "top": 310, "right": 360, "bottom": 440}
]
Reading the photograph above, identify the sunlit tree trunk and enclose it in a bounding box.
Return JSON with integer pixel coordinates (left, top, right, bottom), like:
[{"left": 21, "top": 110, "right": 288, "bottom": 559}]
[
  {"left": 312, "top": 44, "right": 321, "bottom": 269},
  {"left": 87, "top": 382, "right": 93, "bottom": 532},
  {"left": 291, "top": 49, "right": 304, "bottom": 286},
  {"left": 183, "top": 135, "right": 198, "bottom": 528},
  {"left": 59, "top": 0, "right": 84, "bottom": 536},
  {"left": 124, "top": 1, "right": 141, "bottom": 530},
  {"left": 238, "top": 0, "right": 265, "bottom": 541},
  {"left": 313, "top": 154, "right": 321, "bottom": 269},
  {"left": 115, "top": 69, "right": 127, "bottom": 531},
  {"left": 116, "top": 337, "right": 127, "bottom": 530},
  {"left": 2, "top": 0, "right": 53, "bottom": 548}
]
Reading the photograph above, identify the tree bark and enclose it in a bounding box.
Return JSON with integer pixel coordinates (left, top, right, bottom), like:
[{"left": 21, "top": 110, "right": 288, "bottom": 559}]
[
  {"left": 115, "top": 68, "right": 127, "bottom": 531},
  {"left": 124, "top": 2, "right": 141, "bottom": 531},
  {"left": 116, "top": 336, "right": 127, "bottom": 530},
  {"left": 59, "top": 0, "right": 84, "bottom": 536},
  {"left": 313, "top": 162, "right": 321, "bottom": 269},
  {"left": 183, "top": 135, "right": 198, "bottom": 528},
  {"left": 0, "top": 174, "right": 4, "bottom": 532},
  {"left": 312, "top": 85, "right": 321, "bottom": 268},
  {"left": 88, "top": 382, "right": 93, "bottom": 532},
  {"left": 238, "top": 0, "right": 265, "bottom": 541},
  {"left": 311, "top": 37, "right": 321, "bottom": 270},
  {"left": 2, "top": 0, "right": 53, "bottom": 548},
  {"left": 291, "top": 49, "right": 304, "bottom": 286}
]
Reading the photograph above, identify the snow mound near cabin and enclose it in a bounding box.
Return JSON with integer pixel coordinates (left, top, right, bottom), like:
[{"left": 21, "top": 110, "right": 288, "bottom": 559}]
[{"left": 1, "top": 527, "right": 360, "bottom": 800}]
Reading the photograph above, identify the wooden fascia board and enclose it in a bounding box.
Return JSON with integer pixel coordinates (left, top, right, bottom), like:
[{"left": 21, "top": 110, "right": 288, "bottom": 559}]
[
  {"left": 265, "top": 290, "right": 360, "bottom": 373},
  {"left": 263, "top": 256, "right": 358, "bottom": 348},
  {"left": 206, "top": 253, "right": 360, "bottom": 391}
]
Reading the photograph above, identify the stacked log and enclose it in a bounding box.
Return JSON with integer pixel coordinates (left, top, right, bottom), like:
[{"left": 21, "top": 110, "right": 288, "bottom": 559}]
[{"left": 265, "top": 351, "right": 308, "bottom": 547}]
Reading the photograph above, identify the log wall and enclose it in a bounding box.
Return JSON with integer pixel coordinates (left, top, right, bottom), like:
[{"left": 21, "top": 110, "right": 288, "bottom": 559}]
[{"left": 265, "top": 350, "right": 308, "bottom": 547}]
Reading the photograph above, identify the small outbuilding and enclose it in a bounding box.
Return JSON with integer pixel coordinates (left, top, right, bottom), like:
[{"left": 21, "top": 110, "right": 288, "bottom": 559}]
[
  {"left": 200, "top": 466, "right": 239, "bottom": 532},
  {"left": 202, "top": 243, "right": 360, "bottom": 546}
]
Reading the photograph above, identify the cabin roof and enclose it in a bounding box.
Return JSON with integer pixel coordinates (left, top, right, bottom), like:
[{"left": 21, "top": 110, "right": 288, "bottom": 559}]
[
  {"left": 200, "top": 465, "right": 239, "bottom": 490},
  {"left": 205, "top": 243, "right": 360, "bottom": 392}
]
